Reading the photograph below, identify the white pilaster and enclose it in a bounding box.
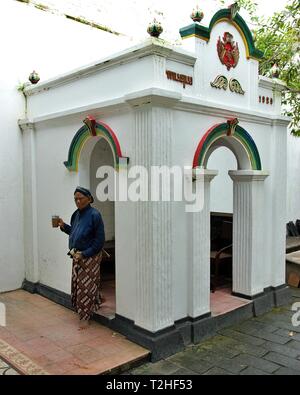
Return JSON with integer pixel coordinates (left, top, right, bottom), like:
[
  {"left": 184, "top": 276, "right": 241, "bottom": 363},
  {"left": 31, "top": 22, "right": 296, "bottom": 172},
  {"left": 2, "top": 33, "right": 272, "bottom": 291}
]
[
  {"left": 189, "top": 169, "right": 218, "bottom": 318},
  {"left": 132, "top": 105, "right": 174, "bottom": 332},
  {"left": 19, "top": 121, "right": 39, "bottom": 283},
  {"left": 229, "top": 170, "right": 269, "bottom": 296},
  {"left": 270, "top": 121, "right": 288, "bottom": 287},
  {"left": 181, "top": 36, "right": 206, "bottom": 97}
]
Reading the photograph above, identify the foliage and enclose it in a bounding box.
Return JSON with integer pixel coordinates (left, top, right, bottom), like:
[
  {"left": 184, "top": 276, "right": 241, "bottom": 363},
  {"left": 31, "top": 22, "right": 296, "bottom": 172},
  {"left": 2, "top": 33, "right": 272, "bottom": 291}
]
[{"left": 254, "top": 0, "right": 300, "bottom": 135}]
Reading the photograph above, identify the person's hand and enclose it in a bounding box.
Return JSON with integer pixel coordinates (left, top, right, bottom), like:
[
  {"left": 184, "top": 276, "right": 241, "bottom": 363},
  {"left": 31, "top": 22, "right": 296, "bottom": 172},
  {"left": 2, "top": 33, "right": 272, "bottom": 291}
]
[
  {"left": 74, "top": 251, "right": 83, "bottom": 261},
  {"left": 58, "top": 218, "right": 64, "bottom": 228}
]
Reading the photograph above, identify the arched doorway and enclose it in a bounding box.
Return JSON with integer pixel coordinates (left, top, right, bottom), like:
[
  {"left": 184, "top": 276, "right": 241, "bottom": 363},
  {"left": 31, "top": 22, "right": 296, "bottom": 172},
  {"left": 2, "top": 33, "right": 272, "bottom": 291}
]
[
  {"left": 90, "top": 138, "right": 116, "bottom": 316},
  {"left": 64, "top": 118, "right": 128, "bottom": 319},
  {"left": 207, "top": 147, "right": 236, "bottom": 297},
  {"left": 189, "top": 120, "right": 269, "bottom": 319}
]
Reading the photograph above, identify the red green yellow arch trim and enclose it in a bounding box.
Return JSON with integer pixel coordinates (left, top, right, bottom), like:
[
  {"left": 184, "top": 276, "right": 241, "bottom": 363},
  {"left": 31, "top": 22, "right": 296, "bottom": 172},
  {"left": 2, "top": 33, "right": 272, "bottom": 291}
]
[
  {"left": 193, "top": 122, "right": 262, "bottom": 170},
  {"left": 64, "top": 120, "right": 127, "bottom": 172}
]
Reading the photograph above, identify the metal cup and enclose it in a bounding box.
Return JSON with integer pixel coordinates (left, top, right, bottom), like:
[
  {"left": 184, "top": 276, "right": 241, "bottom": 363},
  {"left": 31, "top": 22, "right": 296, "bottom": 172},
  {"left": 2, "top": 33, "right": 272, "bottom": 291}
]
[{"left": 52, "top": 215, "right": 60, "bottom": 228}]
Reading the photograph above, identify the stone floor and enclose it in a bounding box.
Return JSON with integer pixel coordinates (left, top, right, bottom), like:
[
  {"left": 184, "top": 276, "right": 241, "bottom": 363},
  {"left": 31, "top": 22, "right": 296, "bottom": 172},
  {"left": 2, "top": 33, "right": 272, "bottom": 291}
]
[
  {"left": 128, "top": 287, "right": 300, "bottom": 375},
  {"left": 0, "top": 289, "right": 149, "bottom": 375}
]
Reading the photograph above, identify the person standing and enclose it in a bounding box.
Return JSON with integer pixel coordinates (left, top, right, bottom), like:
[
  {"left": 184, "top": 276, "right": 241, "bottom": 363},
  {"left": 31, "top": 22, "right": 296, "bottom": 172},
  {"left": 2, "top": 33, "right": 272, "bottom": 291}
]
[{"left": 58, "top": 186, "right": 105, "bottom": 327}]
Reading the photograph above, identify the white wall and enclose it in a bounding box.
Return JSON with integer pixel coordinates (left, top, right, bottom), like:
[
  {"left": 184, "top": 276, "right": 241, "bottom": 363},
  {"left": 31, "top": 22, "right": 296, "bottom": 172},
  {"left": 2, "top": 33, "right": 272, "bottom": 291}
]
[
  {"left": 0, "top": 68, "right": 24, "bottom": 292},
  {"left": 0, "top": 0, "right": 131, "bottom": 292},
  {"left": 287, "top": 132, "right": 300, "bottom": 221}
]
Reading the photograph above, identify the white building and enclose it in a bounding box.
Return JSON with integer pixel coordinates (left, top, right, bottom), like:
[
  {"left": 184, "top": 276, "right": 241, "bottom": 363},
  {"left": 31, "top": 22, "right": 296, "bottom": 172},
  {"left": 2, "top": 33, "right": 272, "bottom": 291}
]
[{"left": 15, "top": 7, "right": 292, "bottom": 360}]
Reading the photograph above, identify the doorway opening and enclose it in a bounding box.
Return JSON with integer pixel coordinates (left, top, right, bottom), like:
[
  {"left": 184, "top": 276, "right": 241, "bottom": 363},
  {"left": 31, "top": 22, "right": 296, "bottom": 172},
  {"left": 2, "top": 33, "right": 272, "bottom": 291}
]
[
  {"left": 89, "top": 137, "right": 116, "bottom": 318},
  {"left": 207, "top": 146, "right": 250, "bottom": 316}
]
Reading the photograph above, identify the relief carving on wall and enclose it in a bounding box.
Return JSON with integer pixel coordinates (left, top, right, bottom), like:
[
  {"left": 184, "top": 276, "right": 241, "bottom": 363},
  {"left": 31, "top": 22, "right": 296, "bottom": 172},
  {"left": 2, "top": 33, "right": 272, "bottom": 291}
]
[
  {"left": 210, "top": 75, "right": 245, "bottom": 95},
  {"left": 217, "top": 32, "right": 239, "bottom": 70}
]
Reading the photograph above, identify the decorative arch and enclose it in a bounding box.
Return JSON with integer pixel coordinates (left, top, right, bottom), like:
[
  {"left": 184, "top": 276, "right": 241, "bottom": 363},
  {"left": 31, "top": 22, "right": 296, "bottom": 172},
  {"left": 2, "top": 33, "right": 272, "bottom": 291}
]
[
  {"left": 64, "top": 118, "right": 127, "bottom": 172},
  {"left": 179, "top": 8, "right": 263, "bottom": 60},
  {"left": 193, "top": 120, "right": 262, "bottom": 170}
]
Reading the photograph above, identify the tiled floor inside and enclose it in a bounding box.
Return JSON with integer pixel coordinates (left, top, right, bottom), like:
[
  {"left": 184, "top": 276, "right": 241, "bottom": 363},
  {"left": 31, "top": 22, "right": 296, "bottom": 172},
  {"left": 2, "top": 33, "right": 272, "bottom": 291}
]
[
  {"left": 0, "top": 289, "right": 149, "bottom": 375},
  {"left": 100, "top": 279, "right": 250, "bottom": 319},
  {"left": 210, "top": 285, "right": 251, "bottom": 316},
  {"left": 97, "top": 278, "right": 116, "bottom": 319}
]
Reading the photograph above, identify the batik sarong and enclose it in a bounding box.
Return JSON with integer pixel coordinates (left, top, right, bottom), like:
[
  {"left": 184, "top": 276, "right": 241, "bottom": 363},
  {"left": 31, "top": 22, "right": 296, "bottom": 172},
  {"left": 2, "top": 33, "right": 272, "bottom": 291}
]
[{"left": 71, "top": 251, "right": 102, "bottom": 320}]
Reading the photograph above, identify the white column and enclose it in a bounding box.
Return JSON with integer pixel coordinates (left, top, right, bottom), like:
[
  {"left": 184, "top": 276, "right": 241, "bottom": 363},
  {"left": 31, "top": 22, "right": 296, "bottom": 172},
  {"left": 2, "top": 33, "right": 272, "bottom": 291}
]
[
  {"left": 270, "top": 121, "right": 287, "bottom": 287},
  {"left": 189, "top": 169, "right": 218, "bottom": 318},
  {"left": 133, "top": 106, "right": 173, "bottom": 332},
  {"left": 19, "top": 121, "right": 39, "bottom": 283},
  {"left": 229, "top": 170, "right": 269, "bottom": 297}
]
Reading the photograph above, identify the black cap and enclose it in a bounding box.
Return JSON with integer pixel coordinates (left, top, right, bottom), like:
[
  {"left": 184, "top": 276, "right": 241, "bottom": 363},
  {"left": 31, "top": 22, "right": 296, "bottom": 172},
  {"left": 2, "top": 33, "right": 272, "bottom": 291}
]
[{"left": 74, "top": 186, "right": 94, "bottom": 203}]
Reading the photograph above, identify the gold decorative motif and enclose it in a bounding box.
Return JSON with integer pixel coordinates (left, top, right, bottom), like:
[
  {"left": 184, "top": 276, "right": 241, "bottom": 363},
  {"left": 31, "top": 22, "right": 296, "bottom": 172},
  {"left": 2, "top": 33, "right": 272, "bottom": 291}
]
[
  {"left": 228, "top": 2, "right": 240, "bottom": 20},
  {"left": 226, "top": 118, "right": 239, "bottom": 136},
  {"left": 210, "top": 76, "right": 245, "bottom": 95},
  {"left": 210, "top": 75, "right": 228, "bottom": 90},
  {"left": 83, "top": 115, "right": 96, "bottom": 136},
  {"left": 229, "top": 78, "right": 245, "bottom": 95}
]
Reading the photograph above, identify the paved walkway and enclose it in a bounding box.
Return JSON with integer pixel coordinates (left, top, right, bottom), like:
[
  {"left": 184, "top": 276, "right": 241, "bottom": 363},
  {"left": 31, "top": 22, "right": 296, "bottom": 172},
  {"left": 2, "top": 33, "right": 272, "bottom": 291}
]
[
  {"left": 0, "top": 290, "right": 149, "bottom": 375},
  {"left": 128, "top": 287, "right": 300, "bottom": 375}
]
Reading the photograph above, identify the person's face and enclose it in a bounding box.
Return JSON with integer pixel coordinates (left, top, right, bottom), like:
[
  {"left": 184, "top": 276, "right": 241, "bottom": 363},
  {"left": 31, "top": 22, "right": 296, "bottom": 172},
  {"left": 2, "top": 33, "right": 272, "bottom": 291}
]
[{"left": 74, "top": 192, "right": 91, "bottom": 210}]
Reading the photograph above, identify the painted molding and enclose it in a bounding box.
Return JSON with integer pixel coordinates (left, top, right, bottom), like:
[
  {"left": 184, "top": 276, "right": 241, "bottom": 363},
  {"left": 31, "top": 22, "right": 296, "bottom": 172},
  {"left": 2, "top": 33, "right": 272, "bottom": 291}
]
[
  {"left": 18, "top": 90, "right": 290, "bottom": 127},
  {"left": 64, "top": 120, "right": 127, "bottom": 172},
  {"left": 192, "top": 168, "right": 218, "bottom": 181},
  {"left": 258, "top": 75, "right": 287, "bottom": 92},
  {"left": 176, "top": 97, "right": 290, "bottom": 126},
  {"left": 179, "top": 8, "right": 263, "bottom": 60},
  {"left": 124, "top": 88, "right": 182, "bottom": 107},
  {"left": 18, "top": 120, "right": 35, "bottom": 131},
  {"left": 193, "top": 122, "right": 262, "bottom": 170},
  {"left": 228, "top": 170, "right": 269, "bottom": 182},
  {"left": 24, "top": 39, "right": 196, "bottom": 97}
]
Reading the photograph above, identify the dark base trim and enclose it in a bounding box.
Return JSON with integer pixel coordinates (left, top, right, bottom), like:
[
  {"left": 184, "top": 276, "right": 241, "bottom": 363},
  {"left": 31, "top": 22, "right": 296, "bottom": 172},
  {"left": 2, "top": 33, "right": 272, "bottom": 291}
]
[
  {"left": 232, "top": 284, "right": 291, "bottom": 316},
  {"left": 272, "top": 284, "right": 291, "bottom": 307},
  {"left": 231, "top": 290, "right": 264, "bottom": 300},
  {"left": 110, "top": 314, "right": 185, "bottom": 362},
  {"left": 22, "top": 279, "right": 73, "bottom": 310}
]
